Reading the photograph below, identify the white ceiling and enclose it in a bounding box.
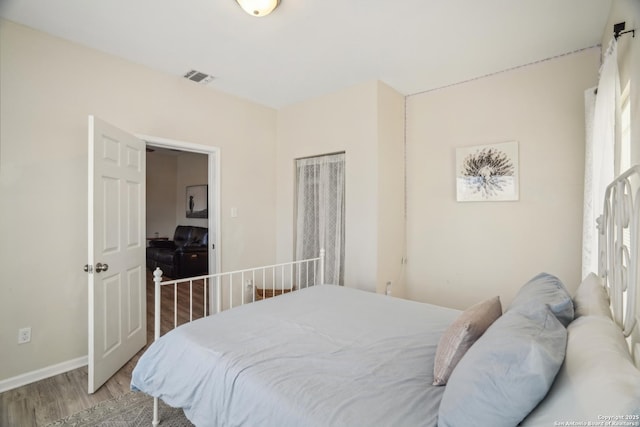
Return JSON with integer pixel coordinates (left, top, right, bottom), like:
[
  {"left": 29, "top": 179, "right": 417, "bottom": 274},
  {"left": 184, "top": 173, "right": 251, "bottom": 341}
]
[{"left": 0, "top": 0, "right": 612, "bottom": 109}]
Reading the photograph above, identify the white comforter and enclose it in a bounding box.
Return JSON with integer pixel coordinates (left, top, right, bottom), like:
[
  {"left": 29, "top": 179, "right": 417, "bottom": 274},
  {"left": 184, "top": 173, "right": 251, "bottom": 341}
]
[{"left": 131, "top": 285, "right": 460, "bottom": 427}]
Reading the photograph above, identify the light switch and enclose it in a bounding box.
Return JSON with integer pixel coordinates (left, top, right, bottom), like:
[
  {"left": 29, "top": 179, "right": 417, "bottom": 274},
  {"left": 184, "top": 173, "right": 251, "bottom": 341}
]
[{"left": 231, "top": 207, "right": 238, "bottom": 218}]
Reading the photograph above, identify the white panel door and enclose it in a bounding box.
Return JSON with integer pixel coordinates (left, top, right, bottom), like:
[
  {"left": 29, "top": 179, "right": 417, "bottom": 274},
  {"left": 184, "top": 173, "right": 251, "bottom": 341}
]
[{"left": 87, "top": 116, "right": 146, "bottom": 393}]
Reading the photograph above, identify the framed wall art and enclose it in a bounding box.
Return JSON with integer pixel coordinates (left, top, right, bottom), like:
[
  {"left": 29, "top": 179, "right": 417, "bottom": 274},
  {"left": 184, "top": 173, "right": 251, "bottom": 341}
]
[
  {"left": 456, "top": 141, "right": 519, "bottom": 202},
  {"left": 186, "top": 185, "right": 208, "bottom": 218}
]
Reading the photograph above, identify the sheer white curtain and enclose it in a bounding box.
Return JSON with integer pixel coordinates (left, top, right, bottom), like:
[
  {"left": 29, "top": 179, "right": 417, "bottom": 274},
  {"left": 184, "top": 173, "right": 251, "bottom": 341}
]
[
  {"left": 582, "top": 39, "right": 620, "bottom": 277},
  {"left": 295, "top": 153, "right": 345, "bottom": 285}
]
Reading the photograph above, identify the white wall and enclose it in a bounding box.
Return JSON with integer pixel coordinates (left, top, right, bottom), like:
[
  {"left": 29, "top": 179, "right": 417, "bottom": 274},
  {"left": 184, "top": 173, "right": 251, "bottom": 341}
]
[
  {"left": 405, "top": 47, "right": 601, "bottom": 310},
  {"left": 275, "top": 80, "right": 405, "bottom": 294},
  {"left": 0, "top": 19, "right": 277, "bottom": 383}
]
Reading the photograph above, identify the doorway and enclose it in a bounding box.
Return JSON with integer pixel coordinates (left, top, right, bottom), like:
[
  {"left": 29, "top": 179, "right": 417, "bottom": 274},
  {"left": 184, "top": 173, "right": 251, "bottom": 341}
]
[
  {"left": 141, "top": 134, "right": 220, "bottom": 279},
  {"left": 294, "top": 152, "right": 345, "bottom": 286}
]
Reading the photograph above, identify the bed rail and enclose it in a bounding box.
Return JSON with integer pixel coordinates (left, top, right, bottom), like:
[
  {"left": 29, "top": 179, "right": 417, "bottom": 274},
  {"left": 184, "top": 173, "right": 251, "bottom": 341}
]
[{"left": 151, "top": 249, "right": 325, "bottom": 340}]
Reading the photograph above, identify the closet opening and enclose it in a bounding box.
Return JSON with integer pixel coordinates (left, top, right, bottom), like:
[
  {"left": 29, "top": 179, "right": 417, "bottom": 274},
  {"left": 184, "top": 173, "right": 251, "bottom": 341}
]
[{"left": 294, "top": 152, "right": 346, "bottom": 286}]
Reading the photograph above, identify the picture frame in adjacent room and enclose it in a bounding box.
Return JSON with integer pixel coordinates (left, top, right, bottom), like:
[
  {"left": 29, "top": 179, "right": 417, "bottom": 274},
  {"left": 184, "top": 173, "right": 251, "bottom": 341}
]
[
  {"left": 186, "top": 185, "right": 208, "bottom": 218},
  {"left": 456, "top": 141, "right": 519, "bottom": 202}
]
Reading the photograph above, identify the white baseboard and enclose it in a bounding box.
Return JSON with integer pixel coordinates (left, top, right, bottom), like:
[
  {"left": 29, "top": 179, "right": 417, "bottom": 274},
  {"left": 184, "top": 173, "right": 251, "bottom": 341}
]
[{"left": 0, "top": 355, "right": 88, "bottom": 393}]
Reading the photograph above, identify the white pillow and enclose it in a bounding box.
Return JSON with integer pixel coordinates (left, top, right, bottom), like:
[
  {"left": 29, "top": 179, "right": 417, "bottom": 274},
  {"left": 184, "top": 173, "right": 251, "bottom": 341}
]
[
  {"left": 572, "top": 273, "right": 612, "bottom": 318},
  {"left": 521, "top": 315, "right": 640, "bottom": 426}
]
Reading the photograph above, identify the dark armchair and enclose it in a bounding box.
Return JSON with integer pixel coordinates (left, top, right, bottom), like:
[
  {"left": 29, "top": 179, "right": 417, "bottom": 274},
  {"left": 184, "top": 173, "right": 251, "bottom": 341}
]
[{"left": 146, "top": 225, "right": 209, "bottom": 279}]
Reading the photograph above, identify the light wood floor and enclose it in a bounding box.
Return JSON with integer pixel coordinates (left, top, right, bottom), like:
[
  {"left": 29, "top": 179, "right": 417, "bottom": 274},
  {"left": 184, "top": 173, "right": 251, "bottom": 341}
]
[{"left": 0, "top": 271, "right": 206, "bottom": 427}]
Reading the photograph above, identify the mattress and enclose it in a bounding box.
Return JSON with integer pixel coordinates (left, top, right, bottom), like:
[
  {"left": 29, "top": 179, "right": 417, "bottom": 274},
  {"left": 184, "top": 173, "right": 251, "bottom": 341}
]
[{"left": 131, "top": 284, "right": 461, "bottom": 427}]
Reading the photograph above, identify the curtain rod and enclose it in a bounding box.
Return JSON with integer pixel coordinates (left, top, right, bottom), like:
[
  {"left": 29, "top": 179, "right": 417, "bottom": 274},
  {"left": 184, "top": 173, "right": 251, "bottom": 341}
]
[
  {"left": 295, "top": 151, "right": 345, "bottom": 161},
  {"left": 614, "top": 22, "right": 635, "bottom": 40},
  {"left": 615, "top": 29, "right": 635, "bottom": 40}
]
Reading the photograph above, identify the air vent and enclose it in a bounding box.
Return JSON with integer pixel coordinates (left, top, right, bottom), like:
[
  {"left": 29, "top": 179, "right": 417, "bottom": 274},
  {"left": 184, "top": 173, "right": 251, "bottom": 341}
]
[{"left": 183, "top": 70, "right": 215, "bottom": 85}]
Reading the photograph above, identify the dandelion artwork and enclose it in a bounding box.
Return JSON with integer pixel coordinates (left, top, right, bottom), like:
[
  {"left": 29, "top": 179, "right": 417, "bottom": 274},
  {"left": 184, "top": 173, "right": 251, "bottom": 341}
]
[{"left": 456, "top": 141, "right": 519, "bottom": 202}]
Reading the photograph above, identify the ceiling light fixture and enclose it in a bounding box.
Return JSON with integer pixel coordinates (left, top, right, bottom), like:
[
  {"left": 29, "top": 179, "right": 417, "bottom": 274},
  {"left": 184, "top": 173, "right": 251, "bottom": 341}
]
[{"left": 235, "top": 0, "right": 280, "bottom": 17}]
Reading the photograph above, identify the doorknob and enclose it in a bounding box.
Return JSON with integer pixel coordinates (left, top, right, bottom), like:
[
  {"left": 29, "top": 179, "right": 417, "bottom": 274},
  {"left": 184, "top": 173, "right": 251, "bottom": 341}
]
[{"left": 95, "top": 263, "right": 109, "bottom": 273}]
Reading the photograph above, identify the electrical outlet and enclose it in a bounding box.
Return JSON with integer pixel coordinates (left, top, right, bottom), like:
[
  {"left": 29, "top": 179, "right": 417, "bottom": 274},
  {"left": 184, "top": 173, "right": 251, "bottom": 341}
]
[{"left": 18, "top": 327, "right": 31, "bottom": 344}]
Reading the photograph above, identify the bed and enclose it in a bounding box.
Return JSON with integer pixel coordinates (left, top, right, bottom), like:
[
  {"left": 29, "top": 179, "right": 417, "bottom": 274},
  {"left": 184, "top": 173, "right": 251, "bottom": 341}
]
[{"left": 132, "top": 167, "right": 640, "bottom": 427}]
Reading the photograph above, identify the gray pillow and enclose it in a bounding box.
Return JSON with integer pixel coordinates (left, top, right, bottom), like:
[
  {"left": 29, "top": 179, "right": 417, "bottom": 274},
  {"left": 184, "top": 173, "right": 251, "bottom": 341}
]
[
  {"left": 438, "top": 304, "right": 567, "bottom": 427},
  {"left": 432, "top": 296, "right": 502, "bottom": 385},
  {"left": 508, "top": 272, "right": 574, "bottom": 326}
]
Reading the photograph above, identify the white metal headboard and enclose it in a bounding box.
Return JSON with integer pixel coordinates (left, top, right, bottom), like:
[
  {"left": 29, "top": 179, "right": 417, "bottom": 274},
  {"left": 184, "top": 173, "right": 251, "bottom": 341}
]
[{"left": 598, "top": 165, "right": 640, "bottom": 363}]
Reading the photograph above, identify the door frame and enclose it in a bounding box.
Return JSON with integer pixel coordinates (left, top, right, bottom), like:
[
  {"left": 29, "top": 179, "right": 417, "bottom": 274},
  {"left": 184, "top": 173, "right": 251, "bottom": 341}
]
[{"left": 139, "top": 134, "right": 221, "bottom": 279}]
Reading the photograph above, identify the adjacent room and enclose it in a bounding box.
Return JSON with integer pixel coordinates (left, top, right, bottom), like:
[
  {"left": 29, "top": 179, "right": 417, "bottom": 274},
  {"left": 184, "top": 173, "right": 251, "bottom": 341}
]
[{"left": 1, "top": 0, "right": 639, "bottom": 425}]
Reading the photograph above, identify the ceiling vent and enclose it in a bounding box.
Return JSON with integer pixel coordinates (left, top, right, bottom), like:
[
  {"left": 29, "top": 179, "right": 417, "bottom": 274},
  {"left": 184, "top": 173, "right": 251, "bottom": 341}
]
[{"left": 183, "top": 70, "right": 214, "bottom": 85}]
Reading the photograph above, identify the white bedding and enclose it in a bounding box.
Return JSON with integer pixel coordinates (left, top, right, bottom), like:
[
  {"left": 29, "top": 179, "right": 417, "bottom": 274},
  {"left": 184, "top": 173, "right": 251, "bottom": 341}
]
[{"left": 131, "top": 285, "right": 461, "bottom": 427}]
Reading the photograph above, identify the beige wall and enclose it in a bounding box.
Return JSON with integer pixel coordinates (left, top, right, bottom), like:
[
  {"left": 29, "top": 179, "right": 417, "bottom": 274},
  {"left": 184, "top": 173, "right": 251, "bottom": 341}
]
[
  {"left": 602, "top": 0, "right": 640, "bottom": 168},
  {"left": 275, "top": 80, "right": 405, "bottom": 294},
  {"left": 146, "top": 150, "right": 209, "bottom": 240},
  {"left": 0, "top": 19, "right": 277, "bottom": 382},
  {"left": 146, "top": 152, "right": 178, "bottom": 239},
  {"left": 376, "top": 83, "right": 406, "bottom": 296},
  {"left": 404, "top": 47, "right": 601, "bottom": 310}
]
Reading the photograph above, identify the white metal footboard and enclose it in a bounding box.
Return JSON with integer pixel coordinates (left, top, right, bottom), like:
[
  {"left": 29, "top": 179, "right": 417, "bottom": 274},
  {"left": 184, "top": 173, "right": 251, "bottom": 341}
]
[{"left": 149, "top": 250, "right": 325, "bottom": 426}]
